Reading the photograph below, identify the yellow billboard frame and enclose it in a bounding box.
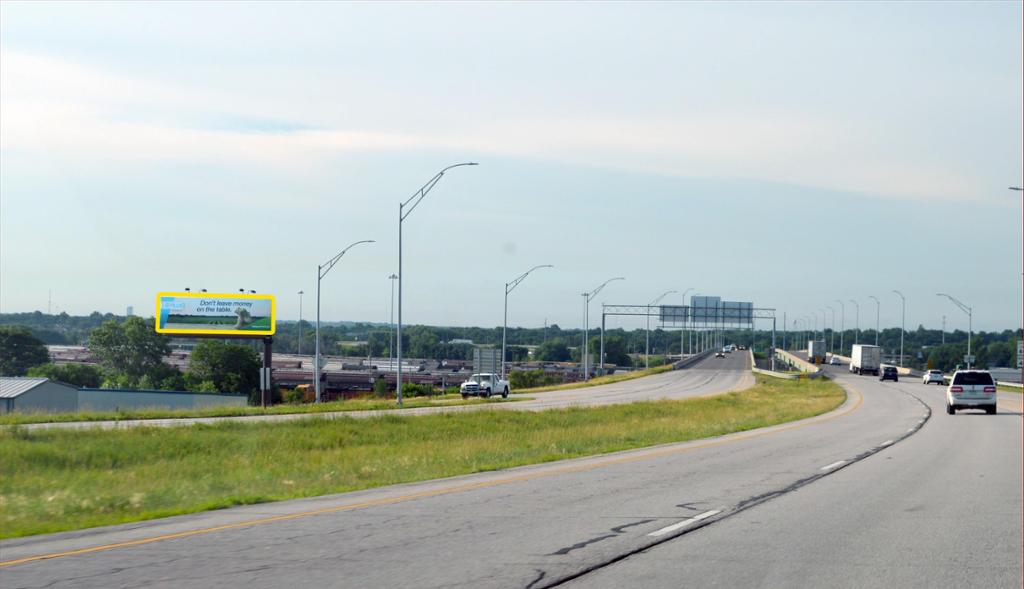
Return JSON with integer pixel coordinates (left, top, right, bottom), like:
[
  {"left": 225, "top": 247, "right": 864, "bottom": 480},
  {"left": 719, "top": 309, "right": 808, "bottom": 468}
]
[{"left": 155, "top": 292, "right": 277, "bottom": 336}]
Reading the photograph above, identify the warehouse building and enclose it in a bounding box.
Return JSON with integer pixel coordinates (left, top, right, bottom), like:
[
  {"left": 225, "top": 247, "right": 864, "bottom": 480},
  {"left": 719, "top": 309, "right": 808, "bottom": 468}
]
[{"left": 0, "top": 377, "right": 79, "bottom": 414}]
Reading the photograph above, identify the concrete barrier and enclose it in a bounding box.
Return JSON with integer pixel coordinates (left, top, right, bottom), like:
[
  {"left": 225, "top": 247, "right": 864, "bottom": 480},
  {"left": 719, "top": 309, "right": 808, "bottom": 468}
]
[
  {"left": 776, "top": 349, "right": 822, "bottom": 375},
  {"left": 750, "top": 349, "right": 798, "bottom": 380},
  {"left": 830, "top": 351, "right": 919, "bottom": 377},
  {"left": 672, "top": 350, "right": 712, "bottom": 370}
]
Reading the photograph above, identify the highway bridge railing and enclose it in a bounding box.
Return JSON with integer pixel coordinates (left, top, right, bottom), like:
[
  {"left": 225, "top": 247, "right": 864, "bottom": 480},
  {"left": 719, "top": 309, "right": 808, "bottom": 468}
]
[
  {"left": 774, "top": 349, "right": 823, "bottom": 377},
  {"left": 750, "top": 349, "right": 801, "bottom": 380},
  {"left": 672, "top": 350, "right": 712, "bottom": 370}
]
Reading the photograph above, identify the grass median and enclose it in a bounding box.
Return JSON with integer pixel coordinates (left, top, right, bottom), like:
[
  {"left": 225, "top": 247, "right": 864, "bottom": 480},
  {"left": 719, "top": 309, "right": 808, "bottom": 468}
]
[
  {"left": 0, "top": 375, "right": 844, "bottom": 539},
  {"left": 0, "top": 394, "right": 520, "bottom": 426}
]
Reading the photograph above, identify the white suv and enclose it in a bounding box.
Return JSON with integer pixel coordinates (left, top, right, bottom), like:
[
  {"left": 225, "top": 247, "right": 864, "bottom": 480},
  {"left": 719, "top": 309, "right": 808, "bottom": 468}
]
[
  {"left": 922, "top": 370, "right": 945, "bottom": 385},
  {"left": 946, "top": 370, "right": 997, "bottom": 415}
]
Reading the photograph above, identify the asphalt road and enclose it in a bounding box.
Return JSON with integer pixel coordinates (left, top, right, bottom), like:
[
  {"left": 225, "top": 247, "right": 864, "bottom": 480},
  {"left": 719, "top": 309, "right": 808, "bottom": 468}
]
[
  {"left": 2, "top": 358, "right": 1019, "bottom": 588},
  {"left": 20, "top": 351, "right": 753, "bottom": 431}
]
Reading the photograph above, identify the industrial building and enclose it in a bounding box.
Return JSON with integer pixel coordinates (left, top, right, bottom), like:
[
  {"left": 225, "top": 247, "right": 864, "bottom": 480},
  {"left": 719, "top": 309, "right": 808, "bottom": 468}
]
[{"left": 0, "top": 377, "right": 78, "bottom": 414}]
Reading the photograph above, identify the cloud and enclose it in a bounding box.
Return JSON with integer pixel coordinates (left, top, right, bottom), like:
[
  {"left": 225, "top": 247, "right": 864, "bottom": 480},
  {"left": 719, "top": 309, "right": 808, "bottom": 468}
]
[{"left": 0, "top": 49, "right": 995, "bottom": 203}]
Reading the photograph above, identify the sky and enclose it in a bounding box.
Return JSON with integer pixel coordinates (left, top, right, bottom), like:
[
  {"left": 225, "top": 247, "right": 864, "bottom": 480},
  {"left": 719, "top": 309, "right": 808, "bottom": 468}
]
[{"left": 1, "top": 1, "right": 1021, "bottom": 334}]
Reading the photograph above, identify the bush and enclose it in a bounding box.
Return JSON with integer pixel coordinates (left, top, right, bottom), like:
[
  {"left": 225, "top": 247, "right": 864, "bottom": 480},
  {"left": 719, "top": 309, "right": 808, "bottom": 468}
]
[
  {"left": 509, "top": 369, "right": 562, "bottom": 389},
  {"left": 401, "top": 382, "right": 436, "bottom": 397},
  {"left": 373, "top": 377, "right": 389, "bottom": 398},
  {"left": 282, "top": 388, "right": 305, "bottom": 404}
]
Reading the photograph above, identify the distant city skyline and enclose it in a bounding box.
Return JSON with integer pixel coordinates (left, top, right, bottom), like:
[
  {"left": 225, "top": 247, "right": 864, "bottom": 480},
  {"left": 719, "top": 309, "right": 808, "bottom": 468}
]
[{"left": 1, "top": 2, "right": 1020, "bottom": 333}]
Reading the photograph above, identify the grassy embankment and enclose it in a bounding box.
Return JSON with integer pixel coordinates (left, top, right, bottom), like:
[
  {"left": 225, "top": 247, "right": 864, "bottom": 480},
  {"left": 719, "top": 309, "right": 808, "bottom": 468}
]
[
  {"left": 0, "top": 395, "right": 519, "bottom": 426},
  {"left": 0, "top": 375, "right": 844, "bottom": 538},
  {"left": 996, "top": 383, "right": 1022, "bottom": 394},
  {"left": 517, "top": 364, "right": 675, "bottom": 393}
]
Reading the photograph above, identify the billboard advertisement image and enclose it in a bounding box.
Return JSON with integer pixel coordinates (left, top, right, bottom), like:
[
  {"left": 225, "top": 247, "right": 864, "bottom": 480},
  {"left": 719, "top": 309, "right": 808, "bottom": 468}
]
[{"left": 155, "top": 292, "right": 276, "bottom": 336}]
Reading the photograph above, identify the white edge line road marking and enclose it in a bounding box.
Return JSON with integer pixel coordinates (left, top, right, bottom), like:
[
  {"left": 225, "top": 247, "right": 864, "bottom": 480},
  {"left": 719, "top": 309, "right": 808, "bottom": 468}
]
[
  {"left": 648, "top": 510, "right": 722, "bottom": 537},
  {"left": 820, "top": 460, "right": 846, "bottom": 471},
  {"left": 880, "top": 440, "right": 894, "bottom": 447}
]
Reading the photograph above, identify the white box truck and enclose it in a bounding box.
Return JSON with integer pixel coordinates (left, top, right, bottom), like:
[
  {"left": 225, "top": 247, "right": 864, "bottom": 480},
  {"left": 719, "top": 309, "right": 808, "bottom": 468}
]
[
  {"left": 849, "top": 344, "right": 881, "bottom": 376},
  {"left": 808, "top": 340, "right": 827, "bottom": 364}
]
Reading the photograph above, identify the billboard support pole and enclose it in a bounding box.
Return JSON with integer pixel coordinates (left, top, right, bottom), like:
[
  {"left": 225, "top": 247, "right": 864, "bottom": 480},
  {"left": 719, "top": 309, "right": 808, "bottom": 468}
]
[{"left": 262, "top": 336, "right": 273, "bottom": 408}]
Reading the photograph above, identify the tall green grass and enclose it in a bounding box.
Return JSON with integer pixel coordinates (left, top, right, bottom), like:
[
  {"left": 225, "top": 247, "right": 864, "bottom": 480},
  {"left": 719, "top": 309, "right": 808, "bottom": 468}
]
[
  {"left": 0, "top": 376, "right": 843, "bottom": 538},
  {"left": 0, "top": 394, "right": 517, "bottom": 426}
]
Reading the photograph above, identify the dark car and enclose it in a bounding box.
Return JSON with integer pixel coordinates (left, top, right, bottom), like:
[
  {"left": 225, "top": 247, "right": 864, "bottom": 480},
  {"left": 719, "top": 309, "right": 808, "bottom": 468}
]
[{"left": 879, "top": 366, "right": 899, "bottom": 382}]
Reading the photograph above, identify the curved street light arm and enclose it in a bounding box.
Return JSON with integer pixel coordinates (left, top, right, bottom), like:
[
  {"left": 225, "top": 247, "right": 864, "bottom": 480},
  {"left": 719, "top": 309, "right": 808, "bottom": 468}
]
[
  {"left": 936, "top": 293, "right": 971, "bottom": 315},
  {"left": 507, "top": 265, "right": 554, "bottom": 295},
  {"left": 589, "top": 276, "right": 625, "bottom": 298},
  {"left": 649, "top": 290, "right": 678, "bottom": 306},
  {"left": 320, "top": 240, "right": 375, "bottom": 279},
  {"left": 401, "top": 163, "right": 479, "bottom": 221}
]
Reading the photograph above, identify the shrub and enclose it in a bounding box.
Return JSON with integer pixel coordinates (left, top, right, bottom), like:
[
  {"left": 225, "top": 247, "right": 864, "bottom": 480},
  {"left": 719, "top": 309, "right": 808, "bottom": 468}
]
[{"left": 509, "top": 369, "right": 562, "bottom": 389}]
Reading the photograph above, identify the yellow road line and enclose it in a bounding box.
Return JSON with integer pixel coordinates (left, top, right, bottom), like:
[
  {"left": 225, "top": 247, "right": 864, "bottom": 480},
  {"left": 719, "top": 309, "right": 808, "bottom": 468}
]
[{"left": 0, "top": 388, "right": 863, "bottom": 569}]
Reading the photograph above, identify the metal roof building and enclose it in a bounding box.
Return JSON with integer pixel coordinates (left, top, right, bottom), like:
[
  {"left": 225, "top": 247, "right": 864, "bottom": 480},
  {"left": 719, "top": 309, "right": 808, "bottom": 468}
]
[{"left": 0, "top": 377, "right": 79, "bottom": 414}]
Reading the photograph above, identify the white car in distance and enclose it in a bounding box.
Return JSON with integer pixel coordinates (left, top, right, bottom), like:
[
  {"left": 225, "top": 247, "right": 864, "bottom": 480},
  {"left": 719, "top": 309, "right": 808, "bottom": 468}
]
[
  {"left": 460, "top": 373, "right": 510, "bottom": 399},
  {"left": 922, "top": 370, "right": 945, "bottom": 385}
]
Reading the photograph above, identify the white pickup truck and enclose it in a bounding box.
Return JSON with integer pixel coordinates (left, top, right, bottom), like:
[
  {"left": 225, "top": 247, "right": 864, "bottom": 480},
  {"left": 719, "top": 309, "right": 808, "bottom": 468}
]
[{"left": 460, "top": 373, "right": 510, "bottom": 399}]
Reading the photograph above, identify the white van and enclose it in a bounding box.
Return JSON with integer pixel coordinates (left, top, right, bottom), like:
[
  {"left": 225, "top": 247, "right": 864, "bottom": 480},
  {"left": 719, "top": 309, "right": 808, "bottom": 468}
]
[{"left": 946, "top": 370, "right": 997, "bottom": 415}]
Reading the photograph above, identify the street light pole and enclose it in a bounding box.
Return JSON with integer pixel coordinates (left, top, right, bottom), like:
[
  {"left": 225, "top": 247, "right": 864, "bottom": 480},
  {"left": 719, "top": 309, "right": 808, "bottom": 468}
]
[
  {"left": 582, "top": 277, "right": 624, "bottom": 380},
  {"left": 388, "top": 274, "right": 398, "bottom": 372},
  {"left": 316, "top": 239, "right": 375, "bottom": 404},
  {"left": 502, "top": 265, "right": 553, "bottom": 379},
  {"left": 680, "top": 288, "right": 693, "bottom": 357},
  {"left": 868, "top": 295, "right": 880, "bottom": 346},
  {"left": 397, "top": 162, "right": 478, "bottom": 407},
  {"left": 646, "top": 290, "right": 677, "bottom": 369},
  {"left": 892, "top": 290, "right": 906, "bottom": 367},
  {"left": 819, "top": 308, "right": 827, "bottom": 344},
  {"left": 297, "top": 290, "right": 304, "bottom": 356},
  {"left": 849, "top": 299, "right": 859, "bottom": 345},
  {"left": 835, "top": 300, "right": 845, "bottom": 356},
  {"left": 937, "top": 293, "right": 973, "bottom": 369},
  {"left": 823, "top": 307, "right": 831, "bottom": 356}
]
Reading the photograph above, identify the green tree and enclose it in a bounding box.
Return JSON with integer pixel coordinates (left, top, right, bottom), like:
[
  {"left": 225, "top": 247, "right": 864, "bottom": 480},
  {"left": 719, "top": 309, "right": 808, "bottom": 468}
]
[
  {"left": 589, "top": 335, "right": 630, "bottom": 366},
  {"left": 26, "top": 363, "right": 103, "bottom": 388},
  {"left": 0, "top": 326, "right": 50, "bottom": 376},
  {"left": 188, "top": 340, "right": 260, "bottom": 397},
  {"left": 88, "top": 317, "right": 170, "bottom": 382},
  {"left": 535, "top": 339, "right": 571, "bottom": 362}
]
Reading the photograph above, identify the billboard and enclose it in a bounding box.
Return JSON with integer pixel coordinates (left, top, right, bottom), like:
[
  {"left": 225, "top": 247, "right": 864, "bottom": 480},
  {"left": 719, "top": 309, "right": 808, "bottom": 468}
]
[{"left": 155, "top": 292, "right": 276, "bottom": 336}]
